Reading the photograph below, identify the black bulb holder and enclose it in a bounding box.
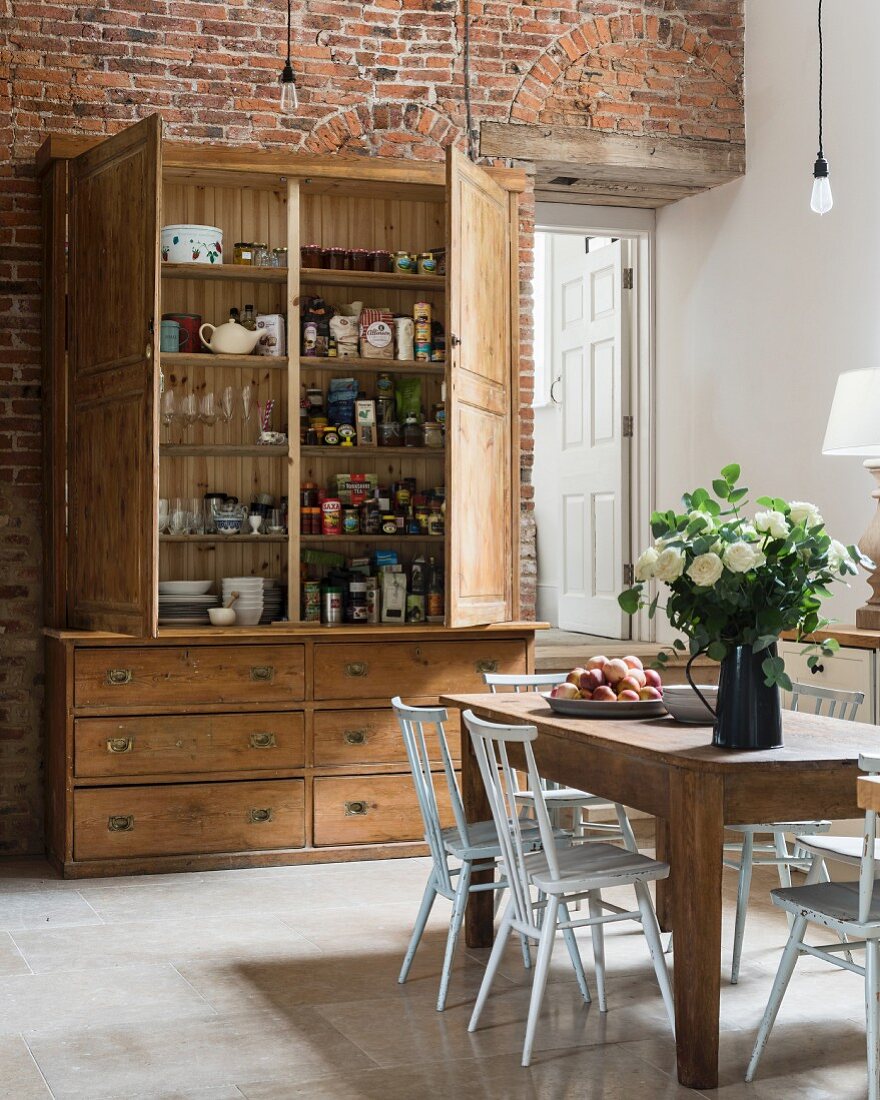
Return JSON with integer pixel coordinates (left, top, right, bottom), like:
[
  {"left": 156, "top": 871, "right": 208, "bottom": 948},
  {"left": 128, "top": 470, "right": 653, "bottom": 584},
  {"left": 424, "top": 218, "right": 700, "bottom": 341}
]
[
  {"left": 280, "top": 60, "right": 295, "bottom": 85},
  {"left": 813, "top": 154, "right": 829, "bottom": 179}
]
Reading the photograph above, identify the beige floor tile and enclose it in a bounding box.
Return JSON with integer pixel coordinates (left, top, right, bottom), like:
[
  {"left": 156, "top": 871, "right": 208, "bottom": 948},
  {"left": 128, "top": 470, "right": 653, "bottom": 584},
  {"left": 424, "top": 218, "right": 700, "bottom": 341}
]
[
  {"left": 11, "top": 916, "right": 322, "bottom": 974},
  {"left": 0, "top": 1035, "right": 52, "bottom": 1100},
  {"left": 0, "top": 885, "right": 103, "bottom": 932},
  {"left": 0, "top": 964, "right": 213, "bottom": 1037},
  {"left": 25, "top": 1009, "right": 374, "bottom": 1100},
  {"left": 0, "top": 931, "right": 31, "bottom": 976}
]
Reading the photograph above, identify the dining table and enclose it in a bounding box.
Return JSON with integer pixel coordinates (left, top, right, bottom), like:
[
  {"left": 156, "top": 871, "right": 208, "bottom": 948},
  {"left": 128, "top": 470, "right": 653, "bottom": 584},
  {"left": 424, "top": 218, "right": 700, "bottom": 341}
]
[{"left": 439, "top": 691, "right": 879, "bottom": 1090}]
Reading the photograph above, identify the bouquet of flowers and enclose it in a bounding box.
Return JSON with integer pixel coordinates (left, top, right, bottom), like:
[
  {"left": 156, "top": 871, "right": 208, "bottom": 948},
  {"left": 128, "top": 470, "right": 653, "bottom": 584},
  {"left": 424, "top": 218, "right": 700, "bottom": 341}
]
[{"left": 618, "top": 464, "right": 869, "bottom": 688}]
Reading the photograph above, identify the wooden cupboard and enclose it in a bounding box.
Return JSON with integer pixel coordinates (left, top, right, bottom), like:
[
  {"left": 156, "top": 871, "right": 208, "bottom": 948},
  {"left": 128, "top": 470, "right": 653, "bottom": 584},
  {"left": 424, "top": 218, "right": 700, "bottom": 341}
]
[{"left": 38, "top": 115, "right": 537, "bottom": 877}]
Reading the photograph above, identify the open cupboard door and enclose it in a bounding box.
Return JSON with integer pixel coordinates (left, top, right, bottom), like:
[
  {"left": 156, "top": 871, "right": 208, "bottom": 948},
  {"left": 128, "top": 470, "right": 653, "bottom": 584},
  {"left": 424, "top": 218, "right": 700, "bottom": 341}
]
[
  {"left": 67, "top": 115, "right": 161, "bottom": 635},
  {"left": 446, "top": 148, "right": 514, "bottom": 627}
]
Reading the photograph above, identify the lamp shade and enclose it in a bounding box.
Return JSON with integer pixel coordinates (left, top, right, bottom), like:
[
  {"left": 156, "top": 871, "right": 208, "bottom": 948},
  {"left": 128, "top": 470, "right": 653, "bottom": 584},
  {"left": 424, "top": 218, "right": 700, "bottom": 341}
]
[{"left": 823, "top": 369, "right": 880, "bottom": 456}]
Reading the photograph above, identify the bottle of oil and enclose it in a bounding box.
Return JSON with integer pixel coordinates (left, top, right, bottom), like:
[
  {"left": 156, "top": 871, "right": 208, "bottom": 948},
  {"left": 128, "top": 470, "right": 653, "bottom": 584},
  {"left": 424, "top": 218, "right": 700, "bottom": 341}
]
[
  {"left": 426, "top": 557, "right": 444, "bottom": 622},
  {"left": 240, "top": 303, "right": 256, "bottom": 331}
]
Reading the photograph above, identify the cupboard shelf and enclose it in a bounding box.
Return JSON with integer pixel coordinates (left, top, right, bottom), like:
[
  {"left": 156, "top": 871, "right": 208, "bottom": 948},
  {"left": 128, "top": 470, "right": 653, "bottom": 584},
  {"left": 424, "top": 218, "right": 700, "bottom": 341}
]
[
  {"left": 160, "top": 534, "right": 289, "bottom": 543},
  {"left": 161, "top": 444, "right": 289, "bottom": 457},
  {"left": 300, "top": 535, "right": 445, "bottom": 544},
  {"left": 300, "top": 446, "right": 445, "bottom": 459},
  {"left": 161, "top": 262, "right": 288, "bottom": 283},
  {"left": 302, "top": 356, "right": 445, "bottom": 376},
  {"left": 161, "top": 353, "right": 288, "bottom": 370},
  {"left": 300, "top": 268, "right": 445, "bottom": 292}
]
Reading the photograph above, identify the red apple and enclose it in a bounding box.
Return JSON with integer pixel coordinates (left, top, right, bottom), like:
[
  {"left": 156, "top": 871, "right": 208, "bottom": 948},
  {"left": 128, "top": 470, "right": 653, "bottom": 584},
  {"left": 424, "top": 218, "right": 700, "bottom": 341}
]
[
  {"left": 617, "top": 674, "right": 642, "bottom": 695},
  {"left": 623, "top": 655, "right": 644, "bottom": 671},
  {"left": 603, "top": 658, "right": 629, "bottom": 685},
  {"left": 578, "top": 689, "right": 593, "bottom": 701},
  {"left": 551, "top": 682, "right": 580, "bottom": 700},
  {"left": 643, "top": 668, "right": 663, "bottom": 690},
  {"left": 639, "top": 686, "right": 663, "bottom": 701},
  {"left": 567, "top": 667, "right": 588, "bottom": 686},
  {"left": 628, "top": 668, "right": 647, "bottom": 689},
  {"left": 579, "top": 669, "right": 605, "bottom": 693},
  {"left": 587, "top": 655, "right": 608, "bottom": 671},
  {"left": 618, "top": 689, "right": 641, "bottom": 702},
  {"left": 592, "top": 685, "right": 617, "bottom": 702}
]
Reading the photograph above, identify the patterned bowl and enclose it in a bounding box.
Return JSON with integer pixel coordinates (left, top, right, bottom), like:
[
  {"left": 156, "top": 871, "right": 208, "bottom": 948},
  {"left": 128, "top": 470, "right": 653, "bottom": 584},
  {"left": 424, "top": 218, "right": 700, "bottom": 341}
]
[{"left": 161, "top": 224, "right": 223, "bottom": 265}]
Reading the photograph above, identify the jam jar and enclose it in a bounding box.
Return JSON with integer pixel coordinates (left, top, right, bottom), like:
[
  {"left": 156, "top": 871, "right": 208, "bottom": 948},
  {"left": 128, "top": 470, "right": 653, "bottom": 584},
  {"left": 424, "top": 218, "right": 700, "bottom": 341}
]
[
  {"left": 391, "top": 251, "right": 415, "bottom": 274},
  {"left": 349, "top": 248, "right": 370, "bottom": 271},
  {"left": 233, "top": 242, "right": 254, "bottom": 265},
  {"left": 300, "top": 244, "right": 323, "bottom": 269},
  {"left": 370, "top": 249, "right": 392, "bottom": 272},
  {"left": 324, "top": 247, "right": 348, "bottom": 270}
]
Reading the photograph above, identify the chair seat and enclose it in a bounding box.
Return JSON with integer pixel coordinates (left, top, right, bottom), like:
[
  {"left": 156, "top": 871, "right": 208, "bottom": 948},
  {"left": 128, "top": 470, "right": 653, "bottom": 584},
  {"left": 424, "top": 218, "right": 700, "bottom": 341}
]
[
  {"left": 772, "top": 880, "right": 880, "bottom": 931},
  {"left": 440, "top": 819, "right": 559, "bottom": 860},
  {"left": 515, "top": 787, "right": 610, "bottom": 807},
  {"left": 726, "top": 820, "right": 831, "bottom": 833},
  {"left": 795, "top": 834, "right": 880, "bottom": 867},
  {"left": 524, "top": 841, "right": 669, "bottom": 894}
]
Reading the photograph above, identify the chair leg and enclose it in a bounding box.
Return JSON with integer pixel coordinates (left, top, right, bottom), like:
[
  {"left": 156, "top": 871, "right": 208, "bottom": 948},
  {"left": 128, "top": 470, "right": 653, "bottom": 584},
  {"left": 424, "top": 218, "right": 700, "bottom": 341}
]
[
  {"left": 588, "top": 891, "right": 608, "bottom": 1012},
  {"left": 816, "top": 859, "right": 855, "bottom": 964},
  {"left": 469, "top": 897, "right": 515, "bottom": 1033},
  {"left": 399, "top": 877, "right": 438, "bottom": 984},
  {"left": 731, "top": 832, "right": 754, "bottom": 985},
  {"left": 774, "top": 831, "right": 796, "bottom": 932},
  {"left": 635, "top": 879, "right": 675, "bottom": 1033},
  {"left": 615, "top": 803, "right": 639, "bottom": 853},
  {"left": 559, "top": 900, "right": 591, "bottom": 1004},
  {"left": 867, "top": 939, "right": 880, "bottom": 1100},
  {"left": 523, "top": 895, "right": 559, "bottom": 1068},
  {"left": 745, "top": 913, "right": 808, "bottom": 1082},
  {"left": 436, "top": 861, "right": 471, "bottom": 1011}
]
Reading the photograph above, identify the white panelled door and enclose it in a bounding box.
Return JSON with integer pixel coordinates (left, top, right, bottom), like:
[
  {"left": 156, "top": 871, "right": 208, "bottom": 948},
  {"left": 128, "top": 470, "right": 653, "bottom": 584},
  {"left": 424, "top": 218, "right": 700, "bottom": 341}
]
[{"left": 551, "top": 235, "right": 631, "bottom": 638}]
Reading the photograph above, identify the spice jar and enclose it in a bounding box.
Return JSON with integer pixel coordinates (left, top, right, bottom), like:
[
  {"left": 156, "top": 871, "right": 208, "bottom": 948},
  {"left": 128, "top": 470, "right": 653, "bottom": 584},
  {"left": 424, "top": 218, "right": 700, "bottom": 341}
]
[
  {"left": 252, "top": 243, "right": 270, "bottom": 267},
  {"left": 301, "top": 244, "right": 323, "bottom": 269},
  {"left": 377, "top": 421, "right": 402, "bottom": 448},
  {"left": 233, "top": 242, "right": 254, "bottom": 265},
  {"left": 423, "top": 421, "right": 444, "bottom": 449},
  {"left": 349, "top": 248, "right": 370, "bottom": 271},
  {"left": 370, "top": 249, "right": 392, "bottom": 272},
  {"left": 391, "top": 251, "right": 415, "bottom": 274},
  {"left": 324, "top": 247, "right": 348, "bottom": 270}
]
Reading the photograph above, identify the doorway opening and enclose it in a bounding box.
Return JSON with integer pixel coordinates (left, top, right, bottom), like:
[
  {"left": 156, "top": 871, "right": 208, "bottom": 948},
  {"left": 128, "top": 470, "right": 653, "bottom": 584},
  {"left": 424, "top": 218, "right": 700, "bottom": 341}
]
[{"left": 532, "top": 205, "right": 655, "bottom": 643}]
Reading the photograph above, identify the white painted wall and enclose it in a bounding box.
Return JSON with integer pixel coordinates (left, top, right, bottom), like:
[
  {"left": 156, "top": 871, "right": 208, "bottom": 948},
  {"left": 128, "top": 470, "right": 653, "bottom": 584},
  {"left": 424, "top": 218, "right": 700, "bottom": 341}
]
[{"left": 654, "top": 0, "right": 880, "bottom": 632}]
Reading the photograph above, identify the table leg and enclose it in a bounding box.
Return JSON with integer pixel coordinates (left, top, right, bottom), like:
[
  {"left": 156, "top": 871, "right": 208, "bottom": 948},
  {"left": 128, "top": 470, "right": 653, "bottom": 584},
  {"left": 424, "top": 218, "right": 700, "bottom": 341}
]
[
  {"left": 654, "top": 818, "right": 672, "bottom": 932},
  {"left": 669, "top": 770, "right": 724, "bottom": 1090},
  {"left": 461, "top": 713, "right": 494, "bottom": 949}
]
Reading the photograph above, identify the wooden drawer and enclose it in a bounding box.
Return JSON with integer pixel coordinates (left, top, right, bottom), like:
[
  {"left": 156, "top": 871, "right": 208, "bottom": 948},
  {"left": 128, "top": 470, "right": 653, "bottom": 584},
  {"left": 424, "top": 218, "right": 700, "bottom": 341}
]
[
  {"left": 313, "top": 708, "right": 461, "bottom": 767},
  {"left": 778, "top": 642, "right": 876, "bottom": 724},
  {"left": 74, "top": 646, "right": 305, "bottom": 708},
  {"left": 73, "top": 780, "right": 305, "bottom": 860},
  {"left": 313, "top": 639, "right": 527, "bottom": 701},
  {"left": 313, "top": 773, "right": 455, "bottom": 846},
  {"left": 74, "top": 713, "right": 305, "bottom": 779}
]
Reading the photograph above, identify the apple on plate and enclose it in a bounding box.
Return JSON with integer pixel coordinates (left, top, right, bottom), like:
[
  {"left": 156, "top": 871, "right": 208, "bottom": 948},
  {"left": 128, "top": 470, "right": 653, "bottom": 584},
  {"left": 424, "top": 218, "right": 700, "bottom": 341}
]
[
  {"left": 551, "top": 682, "right": 580, "bottom": 700},
  {"left": 592, "top": 685, "right": 617, "bottom": 702},
  {"left": 639, "top": 686, "right": 663, "bottom": 701},
  {"left": 627, "top": 667, "right": 647, "bottom": 689},
  {"left": 618, "top": 689, "right": 641, "bottom": 702},
  {"left": 603, "top": 658, "right": 629, "bottom": 685},
  {"left": 578, "top": 689, "right": 593, "bottom": 700},
  {"left": 586, "top": 655, "right": 608, "bottom": 672},
  {"left": 643, "top": 668, "right": 663, "bottom": 690},
  {"left": 566, "top": 667, "right": 588, "bottom": 686},
  {"left": 623, "top": 655, "right": 644, "bottom": 671},
  {"left": 616, "top": 674, "right": 643, "bottom": 696},
  {"left": 579, "top": 669, "right": 605, "bottom": 693}
]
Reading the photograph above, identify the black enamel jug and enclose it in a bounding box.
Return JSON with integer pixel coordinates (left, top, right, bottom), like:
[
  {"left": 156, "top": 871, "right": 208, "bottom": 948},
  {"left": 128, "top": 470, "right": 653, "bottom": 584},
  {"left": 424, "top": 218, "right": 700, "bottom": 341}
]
[{"left": 710, "top": 644, "right": 783, "bottom": 750}]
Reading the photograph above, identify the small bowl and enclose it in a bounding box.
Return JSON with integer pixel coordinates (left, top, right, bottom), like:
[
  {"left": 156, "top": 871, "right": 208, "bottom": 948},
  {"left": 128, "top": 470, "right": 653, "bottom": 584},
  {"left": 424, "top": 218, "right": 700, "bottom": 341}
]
[
  {"left": 266, "top": 526, "right": 285, "bottom": 534},
  {"left": 208, "top": 607, "right": 237, "bottom": 626},
  {"left": 216, "top": 515, "right": 244, "bottom": 535}
]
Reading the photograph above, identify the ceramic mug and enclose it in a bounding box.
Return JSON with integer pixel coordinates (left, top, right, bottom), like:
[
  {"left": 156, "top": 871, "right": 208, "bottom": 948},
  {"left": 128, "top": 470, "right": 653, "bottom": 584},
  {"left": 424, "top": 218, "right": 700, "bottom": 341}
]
[{"left": 160, "top": 320, "right": 180, "bottom": 353}]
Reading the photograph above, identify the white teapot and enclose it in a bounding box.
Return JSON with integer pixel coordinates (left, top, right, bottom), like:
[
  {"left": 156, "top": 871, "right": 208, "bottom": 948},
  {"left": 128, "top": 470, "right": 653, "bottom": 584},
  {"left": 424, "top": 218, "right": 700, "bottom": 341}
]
[{"left": 199, "top": 318, "right": 261, "bottom": 355}]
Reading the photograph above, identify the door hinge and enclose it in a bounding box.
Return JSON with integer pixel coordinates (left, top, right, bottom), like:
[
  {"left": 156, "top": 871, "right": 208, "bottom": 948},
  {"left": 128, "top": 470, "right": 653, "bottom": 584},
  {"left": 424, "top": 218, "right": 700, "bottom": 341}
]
[
  {"left": 623, "top": 563, "right": 634, "bottom": 586},
  {"left": 148, "top": 317, "right": 155, "bottom": 335},
  {"left": 622, "top": 268, "right": 634, "bottom": 290},
  {"left": 622, "top": 414, "right": 634, "bottom": 438}
]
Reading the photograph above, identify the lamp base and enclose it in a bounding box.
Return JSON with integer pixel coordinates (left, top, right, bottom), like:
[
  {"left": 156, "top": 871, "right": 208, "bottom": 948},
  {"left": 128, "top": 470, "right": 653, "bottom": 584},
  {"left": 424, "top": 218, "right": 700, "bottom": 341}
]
[
  {"left": 856, "top": 604, "right": 880, "bottom": 630},
  {"left": 856, "top": 459, "right": 880, "bottom": 631}
]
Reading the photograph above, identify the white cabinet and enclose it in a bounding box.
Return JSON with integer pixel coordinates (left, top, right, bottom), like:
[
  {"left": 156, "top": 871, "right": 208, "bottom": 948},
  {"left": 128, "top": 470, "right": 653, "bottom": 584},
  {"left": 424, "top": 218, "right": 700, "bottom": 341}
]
[{"left": 778, "top": 641, "right": 876, "bottom": 724}]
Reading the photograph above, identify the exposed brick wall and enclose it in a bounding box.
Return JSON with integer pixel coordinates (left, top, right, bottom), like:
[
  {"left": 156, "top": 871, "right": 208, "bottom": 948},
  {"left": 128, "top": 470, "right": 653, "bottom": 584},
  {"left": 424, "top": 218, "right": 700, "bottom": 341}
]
[{"left": 0, "top": 0, "right": 743, "bottom": 854}]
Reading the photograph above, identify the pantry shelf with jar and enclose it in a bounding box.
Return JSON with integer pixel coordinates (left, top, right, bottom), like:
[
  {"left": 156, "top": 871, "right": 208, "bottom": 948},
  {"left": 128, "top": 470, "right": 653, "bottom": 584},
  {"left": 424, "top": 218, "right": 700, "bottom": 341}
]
[{"left": 38, "top": 114, "right": 539, "bottom": 879}]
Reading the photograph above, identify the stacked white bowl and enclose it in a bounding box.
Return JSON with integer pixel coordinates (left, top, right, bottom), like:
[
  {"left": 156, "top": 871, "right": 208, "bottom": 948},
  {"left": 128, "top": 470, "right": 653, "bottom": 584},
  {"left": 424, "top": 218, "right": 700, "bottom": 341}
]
[
  {"left": 662, "top": 684, "right": 718, "bottom": 725},
  {"left": 221, "top": 576, "right": 264, "bottom": 626}
]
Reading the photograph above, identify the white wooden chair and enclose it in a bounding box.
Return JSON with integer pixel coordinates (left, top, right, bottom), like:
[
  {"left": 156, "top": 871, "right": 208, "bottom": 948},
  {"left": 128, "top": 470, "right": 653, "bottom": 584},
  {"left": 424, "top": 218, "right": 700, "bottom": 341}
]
[
  {"left": 746, "top": 754, "right": 880, "bottom": 1098},
  {"left": 394, "top": 697, "right": 556, "bottom": 1011},
  {"left": 463, "top": 708, "right": 675, "bottom": 1067},
  {"left": 484, "top": 672, "right": 637, "bottom": 849},
  {"left": 724, "top": 681, "right": 865, "bottom": 984}
]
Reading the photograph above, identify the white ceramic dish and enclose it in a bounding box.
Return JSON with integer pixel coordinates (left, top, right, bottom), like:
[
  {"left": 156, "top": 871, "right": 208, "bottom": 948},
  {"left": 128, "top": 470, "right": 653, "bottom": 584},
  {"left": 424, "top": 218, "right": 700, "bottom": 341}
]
[
  {"left": 161, "top": 224, "right": 223, "bottom": 265},
  {"left": 159, "top": 580, "right": 213, "bottom": 596},
  {"left": 541, "top": 691, "right": 667, "bottom": 720},
  {"left": 208, "top": 607, "right": 237, "bottom": 626},
  {"left": 234, "top": 607, "right": 263, "bottom": 626},
  {"left": 662, "top": 685, "right": 718, "bottom": 725},
  {"left": 157, "top": 595, "right": 219, "bottom": 605}
]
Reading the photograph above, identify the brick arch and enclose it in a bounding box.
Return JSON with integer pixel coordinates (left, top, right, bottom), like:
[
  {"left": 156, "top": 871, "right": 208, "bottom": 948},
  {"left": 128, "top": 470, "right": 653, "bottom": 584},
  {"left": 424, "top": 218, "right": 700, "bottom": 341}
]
[
  {"left": 303, "top": 103, "right": 462, "bottom": 160},
  {"left": 510, "top": 13, "right": 742, "bottom": 141}
]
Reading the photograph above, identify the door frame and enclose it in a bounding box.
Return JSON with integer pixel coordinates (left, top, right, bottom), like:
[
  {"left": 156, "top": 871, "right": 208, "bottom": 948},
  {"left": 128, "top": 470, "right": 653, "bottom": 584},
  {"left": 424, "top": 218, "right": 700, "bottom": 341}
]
[{"left": 535, "top": 202, "right": 656, "bottom": 642}]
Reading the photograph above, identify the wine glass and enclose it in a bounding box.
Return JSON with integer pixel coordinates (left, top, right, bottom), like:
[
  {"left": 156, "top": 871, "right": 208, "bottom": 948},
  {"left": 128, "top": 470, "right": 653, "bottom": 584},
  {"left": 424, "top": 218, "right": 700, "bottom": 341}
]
[
  {"left": 169, "top": 497, "right": 188, "bottom": 535},
  {"left": 179, "top": 392, "right": 198, "bottom": 440},
  {"left": 219, "top": 386, "right": 236, "bottom": 442},
  {"left": 161, "top": 389, "right": 175, "bottom": 443},
  {"left": 241, "top": 385, "right": 253, "bottom": 441},
  {"left": 199, "top": 391, "right": 217, "bottom": 430}
]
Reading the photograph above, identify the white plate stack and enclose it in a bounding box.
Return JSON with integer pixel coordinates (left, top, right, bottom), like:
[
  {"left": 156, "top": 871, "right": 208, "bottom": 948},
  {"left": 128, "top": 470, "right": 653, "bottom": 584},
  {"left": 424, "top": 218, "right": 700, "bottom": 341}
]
[
  {"left": 661, "top": 684, "right": 718, "bottom": 725},
  {"left": 221, "top": 577, "right": 264, "bottom": 626},
  {"left": 260, "top": 580, "right": 286, "bottom": 624},
  {"left": 158, "top": 580, "right": 218, "bottom": 624}
]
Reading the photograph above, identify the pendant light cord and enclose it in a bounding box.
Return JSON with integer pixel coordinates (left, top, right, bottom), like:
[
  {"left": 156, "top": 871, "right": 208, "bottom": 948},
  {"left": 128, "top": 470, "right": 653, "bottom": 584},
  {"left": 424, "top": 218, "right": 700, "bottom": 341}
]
[
  {"left": 817, "top": 0, "right": 824, "bottom": 155},
  {"left": 463, "top": 0, "right": 476, "bottom": 161}
]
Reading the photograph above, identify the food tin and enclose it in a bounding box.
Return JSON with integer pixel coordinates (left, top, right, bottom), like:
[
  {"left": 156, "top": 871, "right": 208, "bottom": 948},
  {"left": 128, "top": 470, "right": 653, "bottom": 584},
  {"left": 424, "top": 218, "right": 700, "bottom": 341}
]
[
  {"left": 391, "top": 251, "right": 415, "bottom": 274},
  {"left": 321, "top": 498, "right": 342, "bottom": 535},
  {"left": 417, "top": 253, "right": 437, "bottom": 276},
  {"left": 413, "top": 302, "right": 432, "bottom": 325}
]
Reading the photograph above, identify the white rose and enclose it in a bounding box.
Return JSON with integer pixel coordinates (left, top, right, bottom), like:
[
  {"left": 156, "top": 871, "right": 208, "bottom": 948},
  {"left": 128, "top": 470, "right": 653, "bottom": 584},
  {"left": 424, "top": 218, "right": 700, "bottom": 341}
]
[
  {"left": 687, "top": 552, "right": 724, "bottom": 587},
  {"left": 655, "top": 546, "right": 686, "bottom": 583},
  {"left": 634, "top": 547, "right": 659, "bottom": 581},
  {"left": 723, "top": 540, "right": 761, "bottom": 574},
  {"left": 828, "top": 539, "right": 849, "bottom": 572},
  {"left": 789, "top": 501, "right": 824, "bottom": 529},
  {"left": 739, "top": 523, "right": 759, "bottom": 541},
  {"left": 688, "top": 509, "right": 715, "bottom": 531},
  {"left": 755, "top": 510, "right": 789, "bottom": 539}
]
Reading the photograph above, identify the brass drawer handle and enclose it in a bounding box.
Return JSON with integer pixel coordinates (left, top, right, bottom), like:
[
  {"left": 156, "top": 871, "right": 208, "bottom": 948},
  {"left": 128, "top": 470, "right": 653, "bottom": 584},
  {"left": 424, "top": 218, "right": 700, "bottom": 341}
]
[
  {"left": 249, "top": 732, "right": 277, "bottom": 749},
  {"left": 344, "top": 729, "right": 367, "bottom": 746},
  {"left": 106, "top": 668, "right": 132, "bottom": 685},
  {"left": 250, "top": 665, "right": 275, "bottom": 682},
  {"left": 108, "top": 814, "right": 134, "bottom": 832},
  {"left": 344, "top": 661, "right": 368, "bottom": 678},
  {"left": 345, "top": 800, "right": 369, "bottom": 817},
  {"left": 476, "top": 659, "right": 499, "bottom": 674},
  {"left": 106, "top": 737, "right": 133, "bottom": 754},
  {"left": 249, "top": 808, "right": 273, "bottom": 823}
]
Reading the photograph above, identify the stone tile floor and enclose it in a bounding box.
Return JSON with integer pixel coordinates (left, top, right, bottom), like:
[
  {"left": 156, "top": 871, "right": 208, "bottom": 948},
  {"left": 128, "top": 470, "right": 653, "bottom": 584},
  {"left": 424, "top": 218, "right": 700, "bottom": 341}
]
[{"left": 0, "top": 854, "right": 872, "bottom": 1098}]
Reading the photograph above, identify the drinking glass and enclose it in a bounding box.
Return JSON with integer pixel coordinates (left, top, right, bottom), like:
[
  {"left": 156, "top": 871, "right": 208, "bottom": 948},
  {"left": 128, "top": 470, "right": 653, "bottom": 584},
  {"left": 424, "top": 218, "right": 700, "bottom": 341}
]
[
  {"left": 188, "top": 498, "right": 205, "bottom": 535},
  {"left": 199, "top": 391, "right": 217, "bottom": 429},
  {"left": 158, "top": 498, "right": 170, "bottom": 534},
  {"left": 219, "top": 386, "right": 236, "bottom": 443},
  {"left": 179, "top": 392, "right": 198, "bottom": 440},
  {"left": 169, "top": 497, "right": 188, "bottom": 535},
  {"left": 241, "top": 385, "right": 253, "bottom": 441},
  {"left": 161, "top": 389, "right": 176, "bottom": 443}
]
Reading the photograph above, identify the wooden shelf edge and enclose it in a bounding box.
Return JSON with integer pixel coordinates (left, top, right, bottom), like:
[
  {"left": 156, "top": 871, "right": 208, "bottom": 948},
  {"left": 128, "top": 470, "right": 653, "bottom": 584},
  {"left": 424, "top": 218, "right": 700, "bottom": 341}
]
[
  {"left": 300, "top": 267, "right": 445, "bottom": 291},
  {"left": 302, "top": 355, "right": 445, "bottom": 375},
  {"left": 161, "top": 444, "right": 289, "bottom": 457},
  {"left": 300, "top": 535, "right": 444, "bottom": 544},
  {"left": 161, "top": 262, "right": 288, "bottom": 283},
  {"left": 300, "top": 446, "right": 445, "bottom": 459},
  {"left": 160, "top": 535, "right": 289, "bottom": 543},
  {"left": 161, "top": 353, "right": 289, "bottom": 370}
]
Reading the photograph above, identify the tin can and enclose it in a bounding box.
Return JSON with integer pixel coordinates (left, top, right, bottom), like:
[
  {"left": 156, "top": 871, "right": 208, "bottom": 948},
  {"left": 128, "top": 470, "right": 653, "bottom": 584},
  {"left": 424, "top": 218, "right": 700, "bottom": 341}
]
[
  {"left": 365, "top": 577, "right": 380, "bottom": 623},
  {"left": 321, "top": 498, "right": 342, "bottom": 535},
  {"left": 322, "top": 586, "right": 343, "bottom": 625},
  {"left": 417, "top": 254, "right": 437, "bottom": 276},
  {"left": 414, "top": 321, "right": 432, "bottom": 342},
  {"left": 415, "top": 342, "right": 432, "bottom": 362},
  {"left": 342, "top": 506, "right": 359, "bottom": 535},
  {"left": 303, "top": 581, "right": 321, "bottom": 622},
  {"left": 413, "top": 302, "right": 432, "bottom": 325}
]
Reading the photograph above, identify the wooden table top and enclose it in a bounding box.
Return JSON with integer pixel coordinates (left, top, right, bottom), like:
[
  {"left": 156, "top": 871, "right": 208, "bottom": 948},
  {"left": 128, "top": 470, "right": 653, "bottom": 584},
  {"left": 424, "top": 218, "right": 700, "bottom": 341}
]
[{"left": 440, "top": 692, "right": 880, "bottom": 774}]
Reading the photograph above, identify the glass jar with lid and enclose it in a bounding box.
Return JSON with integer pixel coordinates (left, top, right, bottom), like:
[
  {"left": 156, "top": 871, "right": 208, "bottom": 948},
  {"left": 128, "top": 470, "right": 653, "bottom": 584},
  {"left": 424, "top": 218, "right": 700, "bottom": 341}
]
[
  {"left": 252, "top": 243, "right": 270, "bottom": 267},
  {"left": 301, "top": 244, "right": 323, "bottom": 269},
  {"left": 233, "top": 242, "right": 254, "bottom": 265},
  {"left": 324, "top": 247, "right": 348, "bottom": 271},
  {"left": 271, "top": 246, "right": 288, "bottom": 269},
  {"left": 370, "top": 249, "right": 392, "bottom": 272}
]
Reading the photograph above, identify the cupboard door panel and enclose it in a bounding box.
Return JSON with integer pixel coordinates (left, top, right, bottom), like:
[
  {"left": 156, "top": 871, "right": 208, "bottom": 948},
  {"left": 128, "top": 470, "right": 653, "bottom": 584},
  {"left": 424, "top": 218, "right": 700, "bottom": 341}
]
[
  {"left": 68, "top": 114, "right": 162, "bottom": 636},
  {"left": 446, "top": 147, "right": 513, "bottom": 627},
  {"left": 313, "top": 774, "right": 454, "bottom": 846}
]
